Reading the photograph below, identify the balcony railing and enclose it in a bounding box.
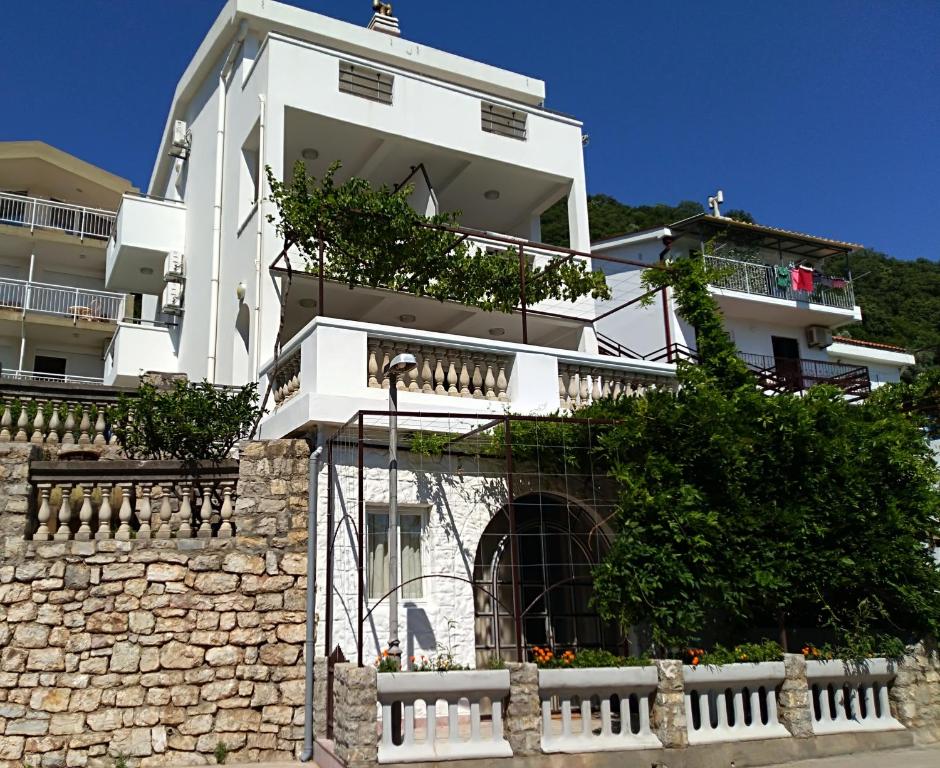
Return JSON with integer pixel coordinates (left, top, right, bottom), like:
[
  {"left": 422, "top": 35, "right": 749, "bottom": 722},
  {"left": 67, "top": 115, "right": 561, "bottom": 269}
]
[
  {"left": 704, "top": 256, "right": 855, "bottom": 310},
  {"left": 0, "top": 191, "right": 116, "bottom": 241},
  {"left": 738, "top": 352, "right": 871, "bottom": 398},
  {"left": 0, "top": 277, "right": 125, "bottom": 323}
]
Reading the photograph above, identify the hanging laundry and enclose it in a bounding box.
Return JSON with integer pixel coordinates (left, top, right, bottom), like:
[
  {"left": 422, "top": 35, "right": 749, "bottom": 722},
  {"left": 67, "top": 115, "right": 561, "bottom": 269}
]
[
  {"left": 831, "top": 277, "right": 847, "bottom": 289},
  {"left": 792, "top": 265, "right": 814, "bottom": 292},
  {"left": 817, "top": 274, "right": 834, "bottom": 289},
  {"left": 775, "top": 264, "right": 790, "bottom": 289}
]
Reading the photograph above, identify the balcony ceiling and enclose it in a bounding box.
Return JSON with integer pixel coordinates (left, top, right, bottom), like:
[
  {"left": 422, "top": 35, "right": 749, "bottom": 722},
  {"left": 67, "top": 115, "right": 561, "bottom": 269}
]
[
  {"left": 278, "top": 272, "right": 586, "bottom": 351},
  {"left": 283, "top": 109, "right": 570, "bottom": 236},
  {"left": 0, "top": 142, "right": 132, "bottom": 211},
  {"left": 0, "top": 231, "right": 107, "bottom": 271}
]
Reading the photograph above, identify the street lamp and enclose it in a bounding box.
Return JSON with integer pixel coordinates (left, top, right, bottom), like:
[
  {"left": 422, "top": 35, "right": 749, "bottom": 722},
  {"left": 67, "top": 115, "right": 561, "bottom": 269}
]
[{"left": 383, "top": 353, "right": 417, "bottom": 669}]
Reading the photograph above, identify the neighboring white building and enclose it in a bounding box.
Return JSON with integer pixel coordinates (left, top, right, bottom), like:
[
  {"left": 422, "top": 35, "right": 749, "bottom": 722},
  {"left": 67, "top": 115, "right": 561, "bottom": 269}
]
[
  {"left": 592, "top": 211, "right": 915, "bottom": 395},
  {"left": 0, "top": 141, "right": 134, "bottom": 382}
]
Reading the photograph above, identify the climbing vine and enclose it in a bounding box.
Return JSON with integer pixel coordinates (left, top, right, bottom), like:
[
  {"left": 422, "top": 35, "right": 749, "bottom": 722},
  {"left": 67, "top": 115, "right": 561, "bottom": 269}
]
[{"left": 266, "top": 161, "right": 610, "bottom": 313}]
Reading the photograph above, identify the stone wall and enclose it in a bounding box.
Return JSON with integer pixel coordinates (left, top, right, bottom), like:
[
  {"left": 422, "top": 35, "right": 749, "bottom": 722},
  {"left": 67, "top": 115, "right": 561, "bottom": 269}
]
[
  {"left": 892, "top": 642, "right": 940, "bottom": 743},
  {"left": 0, "top": 440, "right": 312, "bottom": 768}
]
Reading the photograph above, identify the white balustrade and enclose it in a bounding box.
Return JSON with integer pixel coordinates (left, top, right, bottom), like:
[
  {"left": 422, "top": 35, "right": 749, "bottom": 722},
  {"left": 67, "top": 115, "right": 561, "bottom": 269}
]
[
  {"left": 376, "top": 670, "right": 512, "bottom": 763},
  {"left": 538, "top": 666, "right": 661, "bottom": 753},
  {"left": 0, "top": 398, "right": 114, "bottom": 446},
  {"left": 558, "top": 363, "right": 664, "bottom": 410},
  {"left": 29, "top": 472, "right": 238, "bottom": 543},
  {"left": 806, "top": 659, "right": 903, "bottom": 734},
  {"left": 367, "top": 339, "right": 509, "bottom": 402},
  {"left": 683, "top": 662, "right": 790, "bottom": 744},
  {"left": 271, "top": 349, "right": 301, "bottom": 406}
]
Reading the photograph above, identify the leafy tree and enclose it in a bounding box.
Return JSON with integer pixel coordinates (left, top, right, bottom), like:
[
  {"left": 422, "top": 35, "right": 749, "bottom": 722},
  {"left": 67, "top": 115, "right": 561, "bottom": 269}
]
[
  {"left": 110, "top": 380, "right": 260, "bottom": 462},
  {"left": 585, "top": 258, "right": 940, "bottom": 654},
  {"left": 267, "top": 161, "right": 610, "bottom": 313}
]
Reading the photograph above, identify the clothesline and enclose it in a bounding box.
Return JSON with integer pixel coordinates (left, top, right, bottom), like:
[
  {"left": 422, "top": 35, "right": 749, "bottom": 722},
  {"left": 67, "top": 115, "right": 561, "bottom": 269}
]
[{"left": 773, "top": 264, "right": 848, "bottom": 293}]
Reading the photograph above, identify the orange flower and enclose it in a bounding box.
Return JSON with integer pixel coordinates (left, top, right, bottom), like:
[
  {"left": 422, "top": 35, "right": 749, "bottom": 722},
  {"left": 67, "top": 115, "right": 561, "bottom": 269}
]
[
  {"left": 691, "top": 656, "right": 700, "bottom": 666},
  {"left": 382, "top": 649, "right": 389, "bottom": 658}
]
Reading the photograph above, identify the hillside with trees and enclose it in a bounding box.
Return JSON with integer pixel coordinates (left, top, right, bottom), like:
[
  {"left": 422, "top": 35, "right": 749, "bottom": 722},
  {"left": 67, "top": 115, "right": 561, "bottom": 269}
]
[{"left": 542, "top": 196, "right": 940, "bottom": 369}]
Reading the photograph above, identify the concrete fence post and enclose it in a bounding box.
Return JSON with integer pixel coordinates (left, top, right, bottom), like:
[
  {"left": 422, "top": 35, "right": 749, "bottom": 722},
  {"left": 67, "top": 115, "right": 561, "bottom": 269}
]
[
  {"left": 505, "top": 662, "right": 541, "bottom": 755},
  {"left": 333, "top": 663, "right": 378, "bottom": 768},
  {"left": 653, "top": 659, "right": 688, "bottom": 748},
  {"left": 778, "top": 653, "right": 814, "bottom": 737},
  {"left": 313, "top": 656, "right": 329, "bottom": 741}
]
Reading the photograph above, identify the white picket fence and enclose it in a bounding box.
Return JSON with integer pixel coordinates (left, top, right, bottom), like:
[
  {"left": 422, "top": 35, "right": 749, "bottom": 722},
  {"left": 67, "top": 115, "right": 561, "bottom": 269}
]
[
  {"left": 538, "top": 666, "right": 661, "bottom": 752},
  {"left": 376, "top": 670, "right": 511, "bottom": 764},
  {"left": 806, "top": 659, "right": 903, "bottom": 734},
  {"left": 684, "top": 662, "right": 790, "bottom": 744}
]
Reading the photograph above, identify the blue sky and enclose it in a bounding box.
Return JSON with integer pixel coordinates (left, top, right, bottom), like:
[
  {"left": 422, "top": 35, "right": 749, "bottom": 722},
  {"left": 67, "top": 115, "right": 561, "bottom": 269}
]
[{"left": 3, "top": 1, "right": 938, "bottom": 260}]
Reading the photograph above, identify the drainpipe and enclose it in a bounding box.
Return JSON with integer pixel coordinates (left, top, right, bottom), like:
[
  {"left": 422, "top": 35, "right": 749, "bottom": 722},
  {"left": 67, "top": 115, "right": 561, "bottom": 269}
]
[
  {"left": 301, "top": 440, "right": 323, "bottom": 762},
  {"left": 207, "top": 19, "right": 248, "bottom": 383},
  {"left": 252, "top": 93, "right": 266, "bottom": 379}
]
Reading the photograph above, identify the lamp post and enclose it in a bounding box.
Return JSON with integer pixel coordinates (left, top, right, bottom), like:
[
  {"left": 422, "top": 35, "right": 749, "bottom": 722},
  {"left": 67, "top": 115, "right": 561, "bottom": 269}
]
[{"left": 383, "top": 353, "right": 417, "bottom": 669}]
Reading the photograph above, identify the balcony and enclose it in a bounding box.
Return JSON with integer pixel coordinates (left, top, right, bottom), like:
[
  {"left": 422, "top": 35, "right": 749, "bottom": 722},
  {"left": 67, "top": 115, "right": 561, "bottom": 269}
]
[
  {"left": 256, "top": 316, "right": 676, "bottom": 437},
  {"left": 103, "top": 322, "right": 178, "bottom": 386},
  {"left": 0, "top": 277, "right": 125, "bottom": 324},
  {"left": 0, "top": 191, "right": 115, "bottom": 242},
  {"left": 704, "top": 256, "right": 860, "bottom": 324},
  {"left": 106, "top": 193, "right": 185, "bottom": 294},
  {"left": 738, "top": 352, "right": 871, "bottom": 399}
]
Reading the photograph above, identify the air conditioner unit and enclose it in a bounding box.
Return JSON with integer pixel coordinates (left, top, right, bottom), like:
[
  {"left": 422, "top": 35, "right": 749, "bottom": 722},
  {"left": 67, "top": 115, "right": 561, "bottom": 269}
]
[
  {"left": 169, "top": 120, "right": 191, "bottom": 160},
  {"left": 162, "top": 282, "right": 184, "bottom": 316},
  {"left": 164, "top": 251, "right": 184, "bottom": 282},
  {"left": 806, "top": 325, "right": 833, "bottom": 349}
]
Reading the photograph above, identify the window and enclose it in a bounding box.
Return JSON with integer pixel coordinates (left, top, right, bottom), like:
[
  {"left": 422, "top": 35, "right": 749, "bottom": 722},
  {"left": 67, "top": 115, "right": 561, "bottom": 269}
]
[
  {"left": 34, "top": 355, "right": 67, "bottom": 376},
  {"left": 339, "top": 61, "right": 394, "bottom": 105},
  {"left": 481, "top": 102, "right": 527, "bottom": 140},
  {"left": 367, "top": 507, "right": 424, "bottom": 600},
  {"left": 238, "top": 122, "right": 261, "bottom": 227}
]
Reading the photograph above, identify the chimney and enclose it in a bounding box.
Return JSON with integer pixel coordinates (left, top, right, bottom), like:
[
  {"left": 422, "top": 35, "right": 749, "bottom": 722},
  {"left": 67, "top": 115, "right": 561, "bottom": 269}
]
[{"left": 369, "top": 2, "right": 401, "bottom": 37}]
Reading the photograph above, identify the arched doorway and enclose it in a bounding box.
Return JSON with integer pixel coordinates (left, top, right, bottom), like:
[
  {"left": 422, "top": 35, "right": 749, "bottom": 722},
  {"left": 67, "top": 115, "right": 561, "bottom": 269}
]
[{"left": 473, "top": 493, "right": 621, "bottom": 665}]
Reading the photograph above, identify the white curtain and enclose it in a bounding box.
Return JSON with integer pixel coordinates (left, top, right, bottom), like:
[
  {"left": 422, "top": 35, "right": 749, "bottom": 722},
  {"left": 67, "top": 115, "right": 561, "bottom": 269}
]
[
  {"left": 401, "top": 514, "right": 423, "bottom": 599},
  {"left": 368, "top": 513, "right": 389, "bottom": 599},
  {"left": 368, "top": 512, "right": 423, "bottom": 600}
]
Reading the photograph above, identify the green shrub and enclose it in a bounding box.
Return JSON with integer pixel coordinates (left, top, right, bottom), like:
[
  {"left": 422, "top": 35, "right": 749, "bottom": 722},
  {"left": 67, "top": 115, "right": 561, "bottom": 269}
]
[{"left": 109, "top": 380, "right": 261, "bottom": 462}]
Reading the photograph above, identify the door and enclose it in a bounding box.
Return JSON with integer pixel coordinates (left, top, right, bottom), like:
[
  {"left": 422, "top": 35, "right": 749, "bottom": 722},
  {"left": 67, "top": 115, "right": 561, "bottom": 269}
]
[{"left": 771, "top": 336, "right": 802, "bottom": 391}]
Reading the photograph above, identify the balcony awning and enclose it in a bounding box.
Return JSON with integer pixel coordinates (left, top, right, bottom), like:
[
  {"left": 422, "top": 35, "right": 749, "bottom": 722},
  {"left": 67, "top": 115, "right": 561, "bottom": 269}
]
[{"left": 670, "top": 214, "right": 863, "bottom": 259}]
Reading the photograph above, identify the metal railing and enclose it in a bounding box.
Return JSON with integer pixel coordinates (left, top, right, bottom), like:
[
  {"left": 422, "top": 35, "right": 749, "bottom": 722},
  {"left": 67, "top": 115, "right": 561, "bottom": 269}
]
[
  {"left": 0, "top": 277, "right": 125, "bottom": 322},
  {"left": 704, "top": 256, "right": 855, "bottom": 310},
  {"left": 738, "top": 352, "right": 870, "bottom": 397},
  {"left": 0, "top": 191, "right": 116, "bottom": 241},
  {"left": 1, "top": 369, "right": 104, "bottom": 385}
]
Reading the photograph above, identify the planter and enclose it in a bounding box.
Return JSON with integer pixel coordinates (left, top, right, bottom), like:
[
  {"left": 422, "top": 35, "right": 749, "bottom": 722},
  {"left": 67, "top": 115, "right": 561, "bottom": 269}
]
[
  {"left": 684, "top": 660, "right": 786, "bottom": 684},
  {"left": 377, "top": 668, "right": 509, "bottom": 698},
  {"left": 538, "top": 664, "right": 657, "bottom": 693}
]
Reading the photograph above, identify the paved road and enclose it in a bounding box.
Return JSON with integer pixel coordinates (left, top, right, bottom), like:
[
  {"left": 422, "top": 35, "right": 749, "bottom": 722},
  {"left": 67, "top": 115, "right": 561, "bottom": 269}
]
[{"left": 764, "top": 745, "right": 940, "bottom": 767}]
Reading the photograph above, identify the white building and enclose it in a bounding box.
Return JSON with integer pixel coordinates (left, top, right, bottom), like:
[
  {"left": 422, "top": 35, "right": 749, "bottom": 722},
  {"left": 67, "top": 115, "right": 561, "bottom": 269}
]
[
  {"left": 0, "top": 141, "right": 133, "bottom": 382},
  {"left": 103, "top": 0, "right": 675, "bottom": 666},
  {"left": 592, "top": 211, "right": 915, "bottom": 395}
]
